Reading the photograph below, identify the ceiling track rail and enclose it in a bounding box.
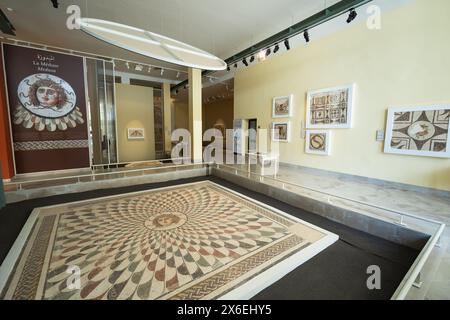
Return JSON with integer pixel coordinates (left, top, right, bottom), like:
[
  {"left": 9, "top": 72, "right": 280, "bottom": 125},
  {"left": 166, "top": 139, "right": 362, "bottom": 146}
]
[
  {"left": 172, "top": 0, "right": 372, "bottom": 93},
  {"left": 0, "top": 9, "right": 15, "bottom": 36}
]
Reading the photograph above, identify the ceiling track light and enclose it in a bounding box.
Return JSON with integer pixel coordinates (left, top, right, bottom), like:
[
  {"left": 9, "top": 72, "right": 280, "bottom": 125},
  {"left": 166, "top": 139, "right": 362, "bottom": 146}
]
[
  {"left": 250, "top": 55, "right": 255, "bottom": 63},
  {"left": 176, "top": 71, "right": 180, "bottom": 78},
  {"left": 304, "top": 30, "right": 310, "bottom": 43},
  {"left": 273, "top": 43, "right": 280, "bottom": 53},
  {"left": 126, "top": 62, "right": 130, "bottom": 69},
  {"left": 50, "top": 0, "right": 59, "bottom": 8},
  {"left": 160, "top": 68, "right": 165, "bottom": 76},
  {"left": 243, "top": 57, "right": 248, "bottom": 67},
  {"left": 148, "top": 66, "right": 152, "bottom": 73},
  {"left": 347, "top": 8, "right": 357, "bottom": 23},
  {"left": 257, "top": 50, "right": 266, "bottom": 61},
  {"left": 265, "top": 47, "right": 271, "bottom": 57},
  {"left": 284, "top": 39, "right": 290, "bottom": 51},
  {"left": 234, "top": 63, "right": 238, "bottom": 68},
  {"left": 227, "top": 65, "right": 230, "bottom": 71}
]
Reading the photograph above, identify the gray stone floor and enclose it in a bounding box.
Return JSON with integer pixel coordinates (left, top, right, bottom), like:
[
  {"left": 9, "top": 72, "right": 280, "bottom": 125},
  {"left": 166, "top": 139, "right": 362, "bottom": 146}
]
[{"left": 274, "top": 166, "right": 450, "bottom": 224}]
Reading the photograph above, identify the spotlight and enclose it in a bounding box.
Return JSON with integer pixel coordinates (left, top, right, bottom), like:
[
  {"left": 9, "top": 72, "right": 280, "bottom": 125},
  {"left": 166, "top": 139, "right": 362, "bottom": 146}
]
[
  {"left": 148, "top": 66, "right": 152, "bottom": 73},
  {"left": 227, "top": 65, "right": 230, "bottom": 71},
  {"left": 250, "top": 55, "right": 255, "bottom": 63},
  {"left": 273, "top": 43, "right": 280, "bottom": 53},
  {"left": 266, "top": 47, "right": 271, "bottom": 57},
  {"left": 125, "top": 62, "right": 130, "bottom": 69},
  {"left": 257, "top": 50, "right": 266, "bottom": 61},
  {"left": 304, "top": 30, "right": 310, "bottom": 43},
  {"left": 50, "top": 0, "right": 59, "bottom": 8},
  {"left": 234, "top": 63, "right": 238, "bottom": 68},
  {"left": 176, "top": 71, "right": 180, "bottom": 78},
  {"left": 160, "top": 68, "right": 165, "bottom": 76},
  {"left": 347, "top": 9, "right": 357, "bottom": 23},
  {"left": 284, "top": 39, "right": 290, "bottom": 50},
  {"left": 175, "top": 89, "right": 179, "bottom": 94},
  {"left": 243, "top": 57, "right": 248, "bottom": 67}
]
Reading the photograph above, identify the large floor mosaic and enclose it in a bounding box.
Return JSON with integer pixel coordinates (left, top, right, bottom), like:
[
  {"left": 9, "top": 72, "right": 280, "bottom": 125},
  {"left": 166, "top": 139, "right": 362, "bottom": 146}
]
[{"left": 0, "top": 182, "right": 338, "bottom": 300}]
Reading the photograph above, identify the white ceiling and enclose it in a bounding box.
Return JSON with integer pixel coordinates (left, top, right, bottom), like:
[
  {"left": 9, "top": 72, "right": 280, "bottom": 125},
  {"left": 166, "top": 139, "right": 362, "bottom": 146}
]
[{"left": 0, "top": 0, "right": 341, "bottom": 76}]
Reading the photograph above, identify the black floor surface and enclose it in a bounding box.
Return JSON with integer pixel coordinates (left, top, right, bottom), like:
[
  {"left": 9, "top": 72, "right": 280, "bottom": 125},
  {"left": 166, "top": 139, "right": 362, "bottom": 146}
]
[{"left": 0, "top": 176, "right": 426, "bottom": 300}]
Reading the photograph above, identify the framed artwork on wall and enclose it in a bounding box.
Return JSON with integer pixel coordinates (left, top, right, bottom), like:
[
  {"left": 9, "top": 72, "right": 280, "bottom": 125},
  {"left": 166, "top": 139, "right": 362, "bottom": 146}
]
[
  {"left": 272, "top": 122, "right": 291, "bottom": 142},
  {"left": 384, "top": 104, "right": 450, "bottom": 158},
  {"left": 272, "top": 95, "right": 293, "bottom": 118},
  {"left": 127, "top": 128, "right": 145, "bottom": 140},
  {"left": 305, "top": 131, "right": 331, "bottom": 156},
  {"left": 306, "top": 84, "right": 355, "bottom": 129}
]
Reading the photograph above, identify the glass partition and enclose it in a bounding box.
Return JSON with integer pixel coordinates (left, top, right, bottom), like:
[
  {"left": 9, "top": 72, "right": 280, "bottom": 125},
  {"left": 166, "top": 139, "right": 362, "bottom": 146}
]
[{"left": 86, "top": 59, "right": 118, "bottom": 165}]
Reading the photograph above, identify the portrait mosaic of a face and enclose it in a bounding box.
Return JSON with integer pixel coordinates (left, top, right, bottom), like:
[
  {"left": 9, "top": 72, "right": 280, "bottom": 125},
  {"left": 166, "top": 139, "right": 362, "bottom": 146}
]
[{"left": 14, "top": 74, "right": 84, "bottom": 132}]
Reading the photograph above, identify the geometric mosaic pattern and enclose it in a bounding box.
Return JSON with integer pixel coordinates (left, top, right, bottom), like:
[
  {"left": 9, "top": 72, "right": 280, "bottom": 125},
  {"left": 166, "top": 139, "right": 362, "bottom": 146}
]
[
  {"left": 309, "top": 88, "right": 349, "bottom": 126},
  {"left": 391, "top": 109, "right": 450, "bottom": 152},
  {"left": 1, "top": 182, "right": 330, "bottom": 300},
  {"left": 13, "top": 140, "right": 89, "bottom": 151}
]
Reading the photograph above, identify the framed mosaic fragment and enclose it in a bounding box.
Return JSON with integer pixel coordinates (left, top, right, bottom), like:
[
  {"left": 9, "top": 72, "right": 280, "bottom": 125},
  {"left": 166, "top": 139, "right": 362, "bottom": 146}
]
[
  {"left": 306, "top": 84, "right": 355, "bottom": 129},
  {"left": 127, "top": 128, "right": 145, "bottom": 140},
  {"left": 384, "top": 104, "right": 450, "bottom": 158},
  {"left": 272, "top": 122, "right": 291, "bottom": 142},
  {"left": 272, "top": 95, "right": 293, "bottom": 118},
  {"left": 305, "top": 131, "right": 331, "bottom": 156},
  {"left": 0, "top": 181, "right": 338, "bottom": 300}
]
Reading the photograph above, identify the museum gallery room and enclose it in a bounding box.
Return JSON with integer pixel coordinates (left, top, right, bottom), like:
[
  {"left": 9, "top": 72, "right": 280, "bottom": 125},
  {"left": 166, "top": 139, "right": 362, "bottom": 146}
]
[{"left": 0, "top": 0, "right": 448, "bottom": 302}]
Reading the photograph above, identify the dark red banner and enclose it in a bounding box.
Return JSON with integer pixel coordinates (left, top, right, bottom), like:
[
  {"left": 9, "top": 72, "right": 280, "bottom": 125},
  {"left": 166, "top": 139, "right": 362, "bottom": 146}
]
[{"left": 3, "top": 44, "right": 89, "bottom": 174}]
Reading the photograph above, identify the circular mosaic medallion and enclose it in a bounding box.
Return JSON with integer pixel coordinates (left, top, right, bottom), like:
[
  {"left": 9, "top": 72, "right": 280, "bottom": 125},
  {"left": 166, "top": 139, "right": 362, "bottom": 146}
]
[
  {"left": 18, "top": 73, "right": 77, "bottom": 119},
  {"left": 310, "top": 134, "right": 325, "bottom": 150},
  {"left": 14, "top": 73, "right": 84, "bottom": 132},
  {"left": 407, "top": 121, "right": 435, "bottom": 141},
  {"left": 145, "top": 212, "right": 187, "bottom": 231}
]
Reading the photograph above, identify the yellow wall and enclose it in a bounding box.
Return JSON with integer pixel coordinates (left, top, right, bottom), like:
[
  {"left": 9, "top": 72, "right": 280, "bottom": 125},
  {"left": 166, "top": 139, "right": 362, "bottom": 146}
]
[
  {"left": 116, "top": 83, "right": 155, "bottom": 162},
  {"left": 234, "top": 0, "right": 450, "bottom": 191}
]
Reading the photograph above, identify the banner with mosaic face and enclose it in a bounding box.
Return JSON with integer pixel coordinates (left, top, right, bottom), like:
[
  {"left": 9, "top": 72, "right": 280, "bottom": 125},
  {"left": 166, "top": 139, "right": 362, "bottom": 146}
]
[
  {"left": 3, "top": 44, "right": 89, "bottom": 174},
  {"left": 306, "top": 84, "right": 355, "bottom": 129},
  {"left": 384, "top": 105, "right": 450, "bottom": 158}
]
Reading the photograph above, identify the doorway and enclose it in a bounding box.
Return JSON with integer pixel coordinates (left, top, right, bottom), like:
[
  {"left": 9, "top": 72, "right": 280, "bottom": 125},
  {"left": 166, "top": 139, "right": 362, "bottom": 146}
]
[{"left": 248, "top": 119, "right": 257, "bottom": 153}]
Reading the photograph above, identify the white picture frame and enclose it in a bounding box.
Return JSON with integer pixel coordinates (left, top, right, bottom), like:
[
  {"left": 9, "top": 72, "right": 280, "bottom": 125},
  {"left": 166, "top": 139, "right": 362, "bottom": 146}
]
[
  {"left": 305, "top": 131, "right": 332, "bottom": 156},
  {"left": 272, "top": 122, "right": 291, "bottom": 142},
  {"left": 384, "top": 104, "right": 450, "bottom": 158},
  {"left": 272, "top": 95, "right": 293, "bottom": 118},
  {"left": 127, "top": 128, "right": 145, "bottom": 140},
  {"left": 306, "top": 84, "right": 355, "bottom": 129}
]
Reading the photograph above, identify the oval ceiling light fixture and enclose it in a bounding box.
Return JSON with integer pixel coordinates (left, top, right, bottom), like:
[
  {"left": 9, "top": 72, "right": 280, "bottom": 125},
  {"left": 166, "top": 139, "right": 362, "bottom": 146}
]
[{"left": 77, "top": 18, "right": 226, "bottom": 71}]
